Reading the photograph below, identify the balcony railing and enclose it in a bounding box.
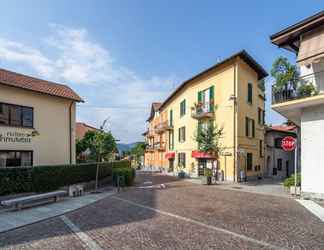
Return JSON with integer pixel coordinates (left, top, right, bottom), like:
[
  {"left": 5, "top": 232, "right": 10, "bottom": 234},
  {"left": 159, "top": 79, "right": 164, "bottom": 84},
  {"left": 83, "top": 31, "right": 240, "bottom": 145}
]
[
  {"left": 272, "top": 72, "right": 322, "bottom": 105},
  {"left": 155, "top": 141, "right": 166, "bottom": 151},
  {"left": 145, "top": 145, "right": 154, "bottom": 152},
  {"left": 191, "top": 101, "right": 214, "bottom": 119},
  {"left": 154, "top": 121, "right": 173, "bottom": 134}
]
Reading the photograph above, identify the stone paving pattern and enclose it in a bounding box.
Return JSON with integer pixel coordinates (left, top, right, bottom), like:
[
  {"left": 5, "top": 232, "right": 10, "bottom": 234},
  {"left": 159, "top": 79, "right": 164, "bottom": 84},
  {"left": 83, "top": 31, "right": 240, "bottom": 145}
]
[{"left": 0, "top": 173, "right": 324, "bottom": 250}]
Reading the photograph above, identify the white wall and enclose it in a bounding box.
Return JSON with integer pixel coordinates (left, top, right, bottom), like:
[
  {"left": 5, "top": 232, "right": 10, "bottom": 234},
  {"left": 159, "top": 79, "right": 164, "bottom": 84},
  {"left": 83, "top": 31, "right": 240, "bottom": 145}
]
[{"left": 301, "top": 104, "right": 324, "bottom": 197}]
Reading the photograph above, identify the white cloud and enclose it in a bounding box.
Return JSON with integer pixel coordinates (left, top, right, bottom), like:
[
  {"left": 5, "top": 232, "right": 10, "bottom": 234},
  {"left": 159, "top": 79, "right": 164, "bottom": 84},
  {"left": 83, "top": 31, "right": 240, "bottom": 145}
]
[{"left": 0, "top": 24, "right": 176, "bottom": 143}]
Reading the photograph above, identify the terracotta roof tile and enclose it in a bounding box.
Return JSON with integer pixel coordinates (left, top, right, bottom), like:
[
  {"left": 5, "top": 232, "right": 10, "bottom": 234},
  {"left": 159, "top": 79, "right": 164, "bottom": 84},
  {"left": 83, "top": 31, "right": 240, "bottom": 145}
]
[
  {"left": 76, "top": 122, "right": 99, "bottom": 140},
  {"left": 0, "top": 68, "right": 83, "bottom": 102}
]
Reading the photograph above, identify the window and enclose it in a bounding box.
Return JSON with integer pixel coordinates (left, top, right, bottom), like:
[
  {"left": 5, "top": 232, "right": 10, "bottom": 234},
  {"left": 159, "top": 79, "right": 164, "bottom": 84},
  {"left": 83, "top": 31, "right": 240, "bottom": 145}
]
[
  {"left": 247, "top": 83, "right": 253, "bottom": 104},
  {"left": 0, "top": 151, "right": 33, "bottom": 167},
  {"left": 259, "top": 140, "right": 264, "bottom": 157},
  {"left": 178, "top": 152, "right": 186, "bottom": 168},
  {"left": 180, "top": 100, "right": 186, "bottom": 117},
  {"left": 245, "top": 117, "right": 255, "bottom": 138},
  {"left": 246, "top": 153, "right": 253, "bottom": 171},
  {"left": 277, "top": 158, "right": 282, "bottom": 171},
  {"left": 178, "top": 126, "right": 186, "bottom": 142},
  {"left": 198, "top": 86, "right": 215, "bottom": 112},
  {"left": 169, "top": 109, "right": 173, "bottom": 127},
  {"left": 274, "top": 138, "right": 283, "bottom": 148},
  {"left": 0, "top": 103, "right": 33, "bottom": 128},
  {"left": 169, "top": 131, "right": 174, "bottom": 150},
  {"left": 262, "top": 110, "right": 265, "bottom": 125},
  {"left": 258, "top": 108, "right": 263, "bottom": 125}
]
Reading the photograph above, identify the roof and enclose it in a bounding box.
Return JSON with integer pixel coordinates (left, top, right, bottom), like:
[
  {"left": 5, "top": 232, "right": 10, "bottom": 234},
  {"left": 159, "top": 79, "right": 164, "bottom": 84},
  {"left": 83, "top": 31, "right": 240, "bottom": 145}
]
[
  {"left": 76, "top": 122, "right": 99, "bottom": 140},
  {"left": 266, "top": 125, "right": 297, "bottom": 134},
  {"left": 146, "top": 102, "right": 162, "bottom": 122},
  {"left": 270, "top": 11, "right": 324, "bottom": 52},
  {"left": 159, "top": 50, "right": 268, "bottom": 110},
  {"left": 0, "top": 68, "right": 83, "bottom": 102}
]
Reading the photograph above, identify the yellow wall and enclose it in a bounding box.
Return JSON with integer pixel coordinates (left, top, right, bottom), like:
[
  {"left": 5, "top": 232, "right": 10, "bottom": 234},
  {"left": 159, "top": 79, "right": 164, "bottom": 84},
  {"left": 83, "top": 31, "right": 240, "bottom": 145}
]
[
  {"left": 144, "top": 57, "right": 265, "bottom": 181},
  {"left": 0, "top": 85, "right": 77, "bottom": 166}
]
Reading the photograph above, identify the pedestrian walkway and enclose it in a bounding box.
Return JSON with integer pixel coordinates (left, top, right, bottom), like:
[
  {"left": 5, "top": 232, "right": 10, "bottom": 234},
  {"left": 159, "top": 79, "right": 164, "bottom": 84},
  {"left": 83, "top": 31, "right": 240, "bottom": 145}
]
[
  {"left": 297, "top": 199, "right": 324, "bottom": 222},
  {"left": 0, "top": 191, "right": 114, "bottom": 233}
]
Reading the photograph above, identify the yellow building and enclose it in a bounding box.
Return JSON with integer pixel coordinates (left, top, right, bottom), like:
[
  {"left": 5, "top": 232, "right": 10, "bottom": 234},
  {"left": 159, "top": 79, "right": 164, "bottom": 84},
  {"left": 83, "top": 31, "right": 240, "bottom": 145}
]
[
  {"left": 0, "top": 68, "right": 83, "bottom": 167},
  {"left": 144, "top": 50, "right": 267, "bottom": 181}
]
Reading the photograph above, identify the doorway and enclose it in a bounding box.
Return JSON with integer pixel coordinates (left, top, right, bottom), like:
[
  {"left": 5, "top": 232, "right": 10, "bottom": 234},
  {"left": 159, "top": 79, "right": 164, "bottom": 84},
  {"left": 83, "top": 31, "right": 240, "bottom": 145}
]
[
  {"left": 168, "top": 159, "right": 174, "bottom": 172},
  {"left": 198, "top": 159, "right": 207, "bottom": 176}
]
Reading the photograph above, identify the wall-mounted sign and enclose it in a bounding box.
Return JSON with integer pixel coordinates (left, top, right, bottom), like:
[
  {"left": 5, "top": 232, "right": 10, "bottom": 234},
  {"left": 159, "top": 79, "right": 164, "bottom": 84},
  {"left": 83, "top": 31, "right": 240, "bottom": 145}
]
[{"left": 0, "top": 131, "right": 32, "bottom": 143}]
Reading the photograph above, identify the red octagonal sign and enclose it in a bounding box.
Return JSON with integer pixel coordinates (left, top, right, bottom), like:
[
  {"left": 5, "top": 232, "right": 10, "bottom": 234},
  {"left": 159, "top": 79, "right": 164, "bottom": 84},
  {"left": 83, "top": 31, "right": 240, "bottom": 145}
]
[{"left": 281, "top": 136, "right": 297, "bottom": 152}]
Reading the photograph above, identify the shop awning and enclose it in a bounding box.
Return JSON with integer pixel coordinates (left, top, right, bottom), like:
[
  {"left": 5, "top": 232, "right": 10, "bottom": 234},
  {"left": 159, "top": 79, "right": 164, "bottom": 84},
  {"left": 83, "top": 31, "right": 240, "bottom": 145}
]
[
  {"left": 165, "top": 152, "right": 175, "bottom": 159},
  {"left": 297, "top": 26, "right": 324, "bottom": 65},
  {"left": 191, "top": 150, "right": 216, "bottom": 159}
]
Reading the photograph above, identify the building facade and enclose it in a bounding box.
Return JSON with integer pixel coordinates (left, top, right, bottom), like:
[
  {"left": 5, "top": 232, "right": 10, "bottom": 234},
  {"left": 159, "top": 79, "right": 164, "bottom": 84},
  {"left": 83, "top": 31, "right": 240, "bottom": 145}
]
[
  {"left": 0, "top": 69, "right": 83, "bottom": 167},
  {"left": 264, "top": 125, "right": 297, "bottom": 179},
  {"left": 144, "top": 50, "right": 268, "bottom": 181},
  {"left": 270, "top": 11, "right": 324, "bottom": 199}
]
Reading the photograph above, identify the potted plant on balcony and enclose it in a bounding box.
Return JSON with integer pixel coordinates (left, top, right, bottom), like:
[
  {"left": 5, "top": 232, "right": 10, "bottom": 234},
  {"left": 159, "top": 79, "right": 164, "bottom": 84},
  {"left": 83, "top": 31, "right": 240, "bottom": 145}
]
[{"left": 297, "top": 83, "right": 318, "bottom": 98}]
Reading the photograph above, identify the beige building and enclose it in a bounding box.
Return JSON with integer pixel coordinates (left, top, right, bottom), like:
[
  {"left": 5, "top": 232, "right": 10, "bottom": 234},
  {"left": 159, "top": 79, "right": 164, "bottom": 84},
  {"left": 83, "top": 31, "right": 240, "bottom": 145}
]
[
  {"left": 0, "top": 69, "right": 83, "bottom": 167},
  {"left": 144, "top": 50, "right": 268, "bottom": 181}
]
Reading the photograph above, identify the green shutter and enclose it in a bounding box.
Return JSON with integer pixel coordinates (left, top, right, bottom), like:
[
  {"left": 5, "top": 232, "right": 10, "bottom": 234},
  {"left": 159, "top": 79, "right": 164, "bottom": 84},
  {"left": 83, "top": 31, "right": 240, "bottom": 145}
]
[
  {"left": 209, "top": 86, "right": 214, "bottom": 112},
  {"left": 169, "top": 109, "right": 173, "bottom": 127},
  {"left": 245, "top": 117, "right": 249, "bottom": 137},
  {"left": 252, "top": 119, "right": 255, "bottom": 137},
  {"left": 198, "top": 91, "right": 202, "bottom": 102},
  {"left": 178, "top": 128, "right": 181, "bottom": 142}
]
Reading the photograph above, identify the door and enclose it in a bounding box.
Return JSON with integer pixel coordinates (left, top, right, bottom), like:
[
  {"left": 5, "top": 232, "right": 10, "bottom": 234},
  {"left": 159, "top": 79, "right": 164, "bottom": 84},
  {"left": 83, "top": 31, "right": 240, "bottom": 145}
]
[
  {"left": 168, "top": 159, "right": 174, "bottom": 172},
  {"left": 198, "top": 159, "right": 207, "bottom": 176},
  {"left": 286, "top": 160, "right": 289, "bottom": 177}
]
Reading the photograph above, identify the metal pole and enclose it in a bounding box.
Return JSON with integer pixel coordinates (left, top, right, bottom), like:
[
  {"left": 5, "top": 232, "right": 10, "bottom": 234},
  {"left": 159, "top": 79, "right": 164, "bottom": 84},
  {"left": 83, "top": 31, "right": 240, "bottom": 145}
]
[{"left": 294, "top": 146, "right": 297, "bottom": 197}]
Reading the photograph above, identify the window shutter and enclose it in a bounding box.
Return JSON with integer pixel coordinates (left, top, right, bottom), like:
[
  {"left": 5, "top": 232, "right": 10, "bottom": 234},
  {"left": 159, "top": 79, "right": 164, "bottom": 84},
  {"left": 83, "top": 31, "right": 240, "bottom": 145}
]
[
  {"left": 245, "top": 117, "right": 249, "bottom": 137},
  {"left": 209, "top": 86, "right": 214, "bottom": 112},
  {"left": 248, "top": 83, "right": 253, "bottom": 104},
  {"left": 198, "top": 91, "right": 202, "bottom": 102},
  {"left": 169, "top": 109, "right": 173, "bottom": 127},
  {"left": 252, "top": 119, "right": 255, "bottom": 137},
  {"left": 183, "top": 127, "right": 186, "bottom": 141},
  {"left": 183, "top": 100, "right": 186, "bottom": 115}
]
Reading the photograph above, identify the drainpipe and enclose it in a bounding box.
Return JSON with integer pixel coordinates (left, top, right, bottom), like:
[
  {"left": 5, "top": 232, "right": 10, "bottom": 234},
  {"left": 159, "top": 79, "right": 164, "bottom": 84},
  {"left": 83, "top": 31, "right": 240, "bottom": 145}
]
[
  {"left": 233, "top": 61, "right": 238, "bottom": 182},
  {"left": 69, "top": 101, "right": 74, "bottom": 165}
]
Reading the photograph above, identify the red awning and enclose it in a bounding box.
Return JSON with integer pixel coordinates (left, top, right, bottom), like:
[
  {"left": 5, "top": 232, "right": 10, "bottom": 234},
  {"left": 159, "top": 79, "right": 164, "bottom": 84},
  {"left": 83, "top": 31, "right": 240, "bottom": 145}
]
[
  {"left": 165, "top": 152, "right": 175, "bottom": 159},
  {"left": 191, "top": 150, "right": 216, "bottom": 159}
]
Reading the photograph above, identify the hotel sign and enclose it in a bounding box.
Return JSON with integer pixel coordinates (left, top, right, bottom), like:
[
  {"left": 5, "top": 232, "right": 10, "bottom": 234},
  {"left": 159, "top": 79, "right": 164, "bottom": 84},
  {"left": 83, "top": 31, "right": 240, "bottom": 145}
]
[{"left": 0, "top": 131, "right": 32, "bottom": 143}]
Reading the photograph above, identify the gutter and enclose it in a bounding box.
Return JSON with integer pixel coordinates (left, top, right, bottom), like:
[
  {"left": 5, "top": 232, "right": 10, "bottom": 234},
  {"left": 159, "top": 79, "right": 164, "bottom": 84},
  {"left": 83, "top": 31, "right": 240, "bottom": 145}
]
[
  {"left": 233, "top": 61, "right": 238, "bottom": 182},
  {"left": 69, "top": 101, "right": 74, "bottom": 164}
]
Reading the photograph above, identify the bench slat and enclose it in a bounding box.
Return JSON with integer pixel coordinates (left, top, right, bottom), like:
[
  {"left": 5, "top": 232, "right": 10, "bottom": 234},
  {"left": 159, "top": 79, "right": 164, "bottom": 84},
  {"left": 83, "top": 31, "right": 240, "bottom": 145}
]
[{"left": 1, "top": 191, "right": 67, "bottom": 206}]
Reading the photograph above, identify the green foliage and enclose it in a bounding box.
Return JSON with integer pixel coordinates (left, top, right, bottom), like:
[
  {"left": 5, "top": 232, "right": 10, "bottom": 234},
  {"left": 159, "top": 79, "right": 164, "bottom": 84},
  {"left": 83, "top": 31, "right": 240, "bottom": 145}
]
[
  {"left": 76, "top": 130, "right": 117, "bottom": 162},
  {"left": 112, "top": 167, "right": 136, "bottom": 186},
  {"left": 271, "top": 57, "right": 299, "bottom": 92},
  {"left": 297, "top": 83, "right": 318, "bottom": 98},
  {"left": 283, "top": 173, "right": 301, "bottom": 188},
  {"left": 130, "top": 142, "right": 145, "bottom": 164},
  {"left": 204, "top": 168, "right": 213, "bottom": 177},
  {"left": 195, "top": 121, "right": 224, "bottom": 156},
  {"left": 0, "top": 160, "right": 131, "bottom": 195},
  {"left": 258, "top": 79, "right": 266, "bottom": 92}
]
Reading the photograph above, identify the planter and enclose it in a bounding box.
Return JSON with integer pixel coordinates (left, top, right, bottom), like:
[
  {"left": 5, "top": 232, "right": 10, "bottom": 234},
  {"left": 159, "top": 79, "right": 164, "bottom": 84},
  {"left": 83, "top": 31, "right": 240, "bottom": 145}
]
[
  {"left": 178, "top": 171, "right": 186, "bottom": 179},
  {"left": 200, "top": 176, "right": 212, "bottom": 185},
  {"left": 290, "top": 186, "right": 301, "bottom": 195}
]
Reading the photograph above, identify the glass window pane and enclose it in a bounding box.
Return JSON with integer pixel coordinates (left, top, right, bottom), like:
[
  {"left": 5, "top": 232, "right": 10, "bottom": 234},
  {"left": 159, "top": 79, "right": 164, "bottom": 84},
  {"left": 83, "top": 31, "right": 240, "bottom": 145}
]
[
  {"left": 22, "top": 107, "right": 33, "bottom": 127},
  {"left": 21, "top": 152, "right": 32, "bottom": 166},
  {"left": 0, "top": 103, "right": 9, "bottom": 125},
  {"left": 10, "top": 106, "right": 22, "bottom": 126},
  {"left": 0, "top": 153, "right": 7, "bottom": 167}
]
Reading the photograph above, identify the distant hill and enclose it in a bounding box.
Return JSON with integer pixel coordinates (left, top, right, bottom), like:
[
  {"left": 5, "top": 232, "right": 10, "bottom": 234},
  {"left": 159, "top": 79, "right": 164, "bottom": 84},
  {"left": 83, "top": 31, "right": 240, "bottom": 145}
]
[{"left": 117, "top": 142, "right": 143, "bottom": 153}]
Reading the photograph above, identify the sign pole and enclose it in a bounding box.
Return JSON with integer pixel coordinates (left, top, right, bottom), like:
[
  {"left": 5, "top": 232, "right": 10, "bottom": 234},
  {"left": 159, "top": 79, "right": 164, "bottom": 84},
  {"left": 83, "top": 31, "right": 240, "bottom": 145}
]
[{"left": 294, "top": 145, "right": 297, "bottom": 197}]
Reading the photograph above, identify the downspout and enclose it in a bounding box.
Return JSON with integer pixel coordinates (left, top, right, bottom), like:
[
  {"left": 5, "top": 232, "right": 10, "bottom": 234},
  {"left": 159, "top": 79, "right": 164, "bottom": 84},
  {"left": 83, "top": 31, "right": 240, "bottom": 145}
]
[
  {"left": 69, "top": 101, "right": 73, "bottom": 165},
  {"left": 233, "top": 61, "right": 238, "bottom": 182}
]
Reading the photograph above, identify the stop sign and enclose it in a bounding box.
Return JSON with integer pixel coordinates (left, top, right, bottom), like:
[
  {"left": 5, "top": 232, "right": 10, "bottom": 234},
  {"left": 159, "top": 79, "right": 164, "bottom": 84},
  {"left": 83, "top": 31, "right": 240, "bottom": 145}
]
[{"left": 281, "top": 136, "right": 297, "bottom": 152}]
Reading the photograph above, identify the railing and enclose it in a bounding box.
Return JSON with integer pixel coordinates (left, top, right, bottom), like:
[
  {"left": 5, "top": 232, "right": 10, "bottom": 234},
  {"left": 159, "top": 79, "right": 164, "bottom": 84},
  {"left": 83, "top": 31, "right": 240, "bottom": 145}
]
[
  {"left": 272, "top": 72, "right": 323, "bottom": 105},
  {"left": 191, "top": 101, "right": 214, "bottom": 119},
  {"left": 154, "top": 121, "right": 172, "bottom": 133},
  {"left": 154, "top": 142, "right": 166, "bottom": 151}
]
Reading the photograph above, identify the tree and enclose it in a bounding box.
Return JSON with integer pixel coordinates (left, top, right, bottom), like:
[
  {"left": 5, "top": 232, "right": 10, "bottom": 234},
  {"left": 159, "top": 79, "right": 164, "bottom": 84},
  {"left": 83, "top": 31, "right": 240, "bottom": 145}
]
[
  {"left": 195, "top": 121, "right": 224, "bottom": 157},
  {"left": 271, "top": 57, "right": 299, "bottom": 92},
  {"left": 130, "top": 142, "right": 146, "bottom": 166}
]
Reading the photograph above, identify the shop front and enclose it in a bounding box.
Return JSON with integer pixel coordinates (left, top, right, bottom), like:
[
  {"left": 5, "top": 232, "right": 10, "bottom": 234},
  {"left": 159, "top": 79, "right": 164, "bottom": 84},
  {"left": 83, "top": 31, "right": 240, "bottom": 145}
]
[
  {"left": 165, "top": 152, "right": 175, "bottom": 172},
  {"left": 191, "top": 151, "right": 217, "bottom": 176}
]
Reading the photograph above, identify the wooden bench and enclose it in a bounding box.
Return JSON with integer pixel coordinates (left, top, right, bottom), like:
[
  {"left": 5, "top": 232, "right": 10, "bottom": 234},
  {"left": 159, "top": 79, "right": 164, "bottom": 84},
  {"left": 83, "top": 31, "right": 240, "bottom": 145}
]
[{"left": 0, "top": 190, "right": 67, "bottom": 210}]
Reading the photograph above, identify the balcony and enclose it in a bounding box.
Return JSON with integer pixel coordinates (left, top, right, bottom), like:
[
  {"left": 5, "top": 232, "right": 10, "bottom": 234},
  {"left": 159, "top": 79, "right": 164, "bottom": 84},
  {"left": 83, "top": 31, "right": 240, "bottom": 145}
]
[
  {"left": 191, "top": 101, "right": 214, "bottom": 120},
  {"left": 155, "top": 142, "right": 166, "bottom": 151},
  {"left": 154, "top": 121, "right": 173, "bottom": 134},
  {"left": 145, "top": 145, "right": 154, "bottom": 152},
  {"left": 272, "top": 72, "right": 324, "bottom": 125}
]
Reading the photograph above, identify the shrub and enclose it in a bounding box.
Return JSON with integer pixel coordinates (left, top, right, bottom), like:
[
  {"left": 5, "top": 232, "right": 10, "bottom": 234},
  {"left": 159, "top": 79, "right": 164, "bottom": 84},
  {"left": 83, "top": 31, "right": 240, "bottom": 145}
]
[
  {"left": 0, "top": 160, "right": 131, "bottom": 195},
  {"left": 112, "top": 167, "right": 136, "bottom": 186},
  {"left": 283, "top": 173, "right": 301, "bottom": 188}
]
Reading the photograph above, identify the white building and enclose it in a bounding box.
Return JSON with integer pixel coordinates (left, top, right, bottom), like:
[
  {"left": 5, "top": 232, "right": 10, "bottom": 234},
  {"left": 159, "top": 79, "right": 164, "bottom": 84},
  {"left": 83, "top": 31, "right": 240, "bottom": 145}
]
[
  {"left": 270, "top": 11, "right": 324, "bottom": 199},
  {"left": 264, "top": 125, "right": 297, "bottom": 179}
]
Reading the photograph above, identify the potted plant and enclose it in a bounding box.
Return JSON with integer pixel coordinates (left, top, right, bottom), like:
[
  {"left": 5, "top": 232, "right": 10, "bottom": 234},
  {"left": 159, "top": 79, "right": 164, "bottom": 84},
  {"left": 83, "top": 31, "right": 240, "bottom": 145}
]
[{"left": 200, "top": 168, "right": 213, "bottom": 185}]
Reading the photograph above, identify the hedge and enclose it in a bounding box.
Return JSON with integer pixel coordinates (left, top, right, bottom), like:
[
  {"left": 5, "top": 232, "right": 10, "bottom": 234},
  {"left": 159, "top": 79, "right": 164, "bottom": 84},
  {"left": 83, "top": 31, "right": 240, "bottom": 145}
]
[
  {"left": 283, "top": 173, "right": 301, "bottom": 188},
  {"left": 112, "top": 167, "right": 136, "bottom": 186},
  {"left": 0, "top": 160, "right": 132, "bottom": 195}
]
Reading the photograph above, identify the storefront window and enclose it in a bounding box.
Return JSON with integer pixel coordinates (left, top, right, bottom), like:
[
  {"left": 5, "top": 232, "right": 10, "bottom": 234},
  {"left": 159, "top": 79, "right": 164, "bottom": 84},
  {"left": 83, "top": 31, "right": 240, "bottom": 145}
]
[{"left": 0, "top": 151, "right": 33, "bottom": 167}]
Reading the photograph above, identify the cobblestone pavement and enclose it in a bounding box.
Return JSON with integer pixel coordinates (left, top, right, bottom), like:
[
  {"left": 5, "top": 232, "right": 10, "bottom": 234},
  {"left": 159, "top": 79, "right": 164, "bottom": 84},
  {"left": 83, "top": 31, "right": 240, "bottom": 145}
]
[{"left": 1, "top": 173, "right": 324, "bottom": 250}]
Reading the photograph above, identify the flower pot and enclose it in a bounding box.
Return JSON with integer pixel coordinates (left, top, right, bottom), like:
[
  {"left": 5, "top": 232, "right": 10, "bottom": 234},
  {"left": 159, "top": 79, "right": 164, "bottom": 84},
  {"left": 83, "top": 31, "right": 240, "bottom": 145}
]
[{"left": 290, "top": 186, "right": 301, "bottom": 195}]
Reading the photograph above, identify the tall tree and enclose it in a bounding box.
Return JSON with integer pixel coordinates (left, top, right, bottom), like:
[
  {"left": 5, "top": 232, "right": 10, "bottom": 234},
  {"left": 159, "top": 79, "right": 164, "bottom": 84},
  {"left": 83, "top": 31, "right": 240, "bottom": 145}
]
[
  {"left": 130, "top": 142, "right": 146, "bottom": 165},
  {"left": 271, "top": 56, "right": 299, "bottom": 92}
]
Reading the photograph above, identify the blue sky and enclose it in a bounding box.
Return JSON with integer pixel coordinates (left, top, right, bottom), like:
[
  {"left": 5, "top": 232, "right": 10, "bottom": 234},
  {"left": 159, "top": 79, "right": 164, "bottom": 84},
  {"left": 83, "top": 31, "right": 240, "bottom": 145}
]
[{"left": 0, "top": 1, "right": 323, "bottom": 143}]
